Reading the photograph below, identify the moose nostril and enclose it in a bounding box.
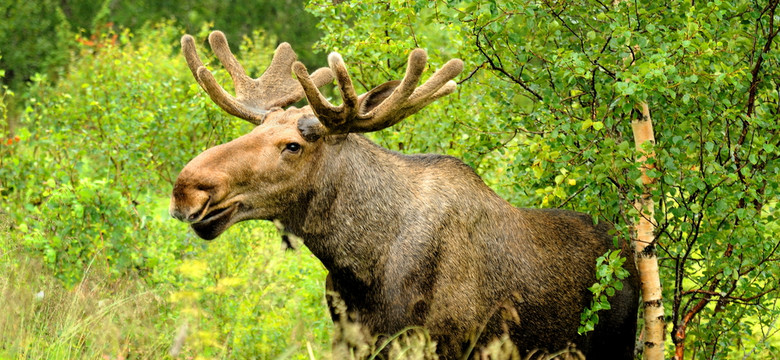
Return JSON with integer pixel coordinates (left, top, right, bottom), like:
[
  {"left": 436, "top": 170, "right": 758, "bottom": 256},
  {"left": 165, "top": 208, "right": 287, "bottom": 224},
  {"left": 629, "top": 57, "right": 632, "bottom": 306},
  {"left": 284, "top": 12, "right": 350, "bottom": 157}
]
[
  {"left": 169, "top": 208, "right": 183, "bottom": 221},
  {"left": 196, "top": 184, "right": 215, "bottom": 192},
  {"left": 169, "top": 187, "right": 212, "bottom": 223},
  {"left": 171, "top": 171, "right": 226, "bottom": 223},
  {"left": 185, "top": 196, "right": 211, "bottom": 223},
  {"left": 187, "top": 212, "right": 201, "bottom": 222}
]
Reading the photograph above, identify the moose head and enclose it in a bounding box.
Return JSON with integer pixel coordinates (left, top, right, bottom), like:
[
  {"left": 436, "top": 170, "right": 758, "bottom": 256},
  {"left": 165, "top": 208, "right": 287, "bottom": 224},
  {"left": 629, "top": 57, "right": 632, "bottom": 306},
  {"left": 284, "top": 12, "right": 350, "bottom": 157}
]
[
  {"left": 170, "top": 31, "right": 463, "bottom": 240},
  {"left": 170, "top": 31, "right": 639, "bottom": 359}
]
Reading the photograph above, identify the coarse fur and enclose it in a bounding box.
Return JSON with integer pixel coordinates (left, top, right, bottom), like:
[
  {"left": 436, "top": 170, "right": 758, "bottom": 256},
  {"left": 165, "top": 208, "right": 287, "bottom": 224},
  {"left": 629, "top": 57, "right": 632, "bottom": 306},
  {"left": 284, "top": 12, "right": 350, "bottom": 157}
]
[
  {"left": 170, "top": 33, "right": 639, "bottom": 358},
  {"left": 172, "top": 110, "right": 639, "bottom": 358},
  {"left": 280, "top": 131, "right": 638, "bottom": 358}
]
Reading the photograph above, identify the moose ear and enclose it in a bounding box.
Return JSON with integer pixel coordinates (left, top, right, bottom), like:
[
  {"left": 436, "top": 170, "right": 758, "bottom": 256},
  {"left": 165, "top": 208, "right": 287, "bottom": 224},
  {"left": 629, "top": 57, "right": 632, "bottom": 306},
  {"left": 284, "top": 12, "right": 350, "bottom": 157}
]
[
  {"left": 358, "top": 80, "right": 401, "bottom": 114},
  {"left": 297, "top": 116, "right": 326, "bottom": 142}
]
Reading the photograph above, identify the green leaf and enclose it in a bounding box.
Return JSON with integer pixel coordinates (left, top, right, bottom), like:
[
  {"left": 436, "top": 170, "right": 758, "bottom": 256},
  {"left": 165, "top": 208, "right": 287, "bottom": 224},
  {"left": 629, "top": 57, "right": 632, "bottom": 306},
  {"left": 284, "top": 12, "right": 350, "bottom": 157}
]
[{"left": 749, "top": 153, "right": 758, "bottom": 165}]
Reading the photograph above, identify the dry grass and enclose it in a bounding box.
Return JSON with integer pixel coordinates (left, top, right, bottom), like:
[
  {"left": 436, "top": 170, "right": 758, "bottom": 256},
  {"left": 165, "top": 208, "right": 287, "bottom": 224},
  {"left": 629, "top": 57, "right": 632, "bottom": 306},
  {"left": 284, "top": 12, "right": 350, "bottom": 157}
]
[
  {"left": 324, "top": 291, "right": 584, "bottom": 360},
  {"left": 0, "top": 215, "right": 171, "bottom": 359},
  {"left": 0, "top": 213, "right": 585, "bottom": 360}
]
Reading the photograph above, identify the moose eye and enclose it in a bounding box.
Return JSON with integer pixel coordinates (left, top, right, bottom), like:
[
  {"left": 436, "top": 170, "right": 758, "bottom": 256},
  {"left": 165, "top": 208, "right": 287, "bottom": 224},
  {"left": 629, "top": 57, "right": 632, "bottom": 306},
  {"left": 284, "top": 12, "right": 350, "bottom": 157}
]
[{"left": 285, "top": 142, "right": 302, "bottom": 153}]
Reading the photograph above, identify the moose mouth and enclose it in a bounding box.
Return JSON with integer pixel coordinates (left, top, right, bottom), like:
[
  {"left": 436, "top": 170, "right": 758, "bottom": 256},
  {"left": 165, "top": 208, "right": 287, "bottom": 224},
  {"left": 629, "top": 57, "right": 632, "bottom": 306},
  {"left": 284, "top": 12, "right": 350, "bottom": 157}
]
[{"left": 191, "top": 202, "right": 240, "bottom": 240}]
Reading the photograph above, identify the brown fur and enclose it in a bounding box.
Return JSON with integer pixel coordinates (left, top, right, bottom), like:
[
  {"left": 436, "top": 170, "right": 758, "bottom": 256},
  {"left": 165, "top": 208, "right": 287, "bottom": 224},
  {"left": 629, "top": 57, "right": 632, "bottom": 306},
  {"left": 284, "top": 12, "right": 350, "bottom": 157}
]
[{"left": 170, "top": 33, "right": 639, "bottom": 358}]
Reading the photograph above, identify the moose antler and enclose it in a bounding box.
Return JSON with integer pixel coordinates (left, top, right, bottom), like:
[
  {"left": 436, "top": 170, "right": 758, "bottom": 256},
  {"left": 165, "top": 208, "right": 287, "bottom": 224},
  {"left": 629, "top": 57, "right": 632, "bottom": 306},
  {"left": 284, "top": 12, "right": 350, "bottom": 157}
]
[
  {"left": 292, "top": 49, "right": 464, "bottom": 134},
  {"left": 181, "top": 31, "right": 334, "bottom": 124}
]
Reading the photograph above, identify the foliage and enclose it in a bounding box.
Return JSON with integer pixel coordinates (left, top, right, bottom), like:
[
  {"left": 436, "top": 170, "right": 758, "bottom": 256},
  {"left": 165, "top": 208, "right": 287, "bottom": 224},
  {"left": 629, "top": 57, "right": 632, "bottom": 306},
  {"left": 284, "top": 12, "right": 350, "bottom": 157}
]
[
  {"left": 3, "top": 22, "right": 227, "bottom": 285},
  {"left": 579, "top": 249, "right": 631, "bottom": 334},
  {"left": 0, "top": 0, "right": 322, "bottom": 91},
  {"left": 307, "top": 0, "right": 780, "bottom": 358},
  {"left": 168, "top": 224, "right": 330, "bottom": 360},
  {"left": 0, "top": 0, "right": 778, "bottom": 358},
  {"left": 1, "top": 211, "right": 331, "bottom": 359},
  {"left": 0, "top": 57, "right": 12, "bottom": 136},
  {"left": 0, "top": 23, "right": 332, "bottom": 359},
  {"left": 0, "top": 0, "right": 73, "bottom": 88},
  {"left": 0, "top": 237, "right": 170, "bottom": 360},
  {"left": 101, "top": 0, "right": 324, "bottom": 64},
  {"left": 21, "top": 177, "right": 142, "bottom": 285}
]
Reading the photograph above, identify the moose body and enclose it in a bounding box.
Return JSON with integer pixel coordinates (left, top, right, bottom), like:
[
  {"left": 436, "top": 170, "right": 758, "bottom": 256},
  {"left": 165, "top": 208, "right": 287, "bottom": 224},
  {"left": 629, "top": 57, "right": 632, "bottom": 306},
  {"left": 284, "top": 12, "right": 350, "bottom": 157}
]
[{"left": 170, "top": 31, "right": 639, "bottom": 358}]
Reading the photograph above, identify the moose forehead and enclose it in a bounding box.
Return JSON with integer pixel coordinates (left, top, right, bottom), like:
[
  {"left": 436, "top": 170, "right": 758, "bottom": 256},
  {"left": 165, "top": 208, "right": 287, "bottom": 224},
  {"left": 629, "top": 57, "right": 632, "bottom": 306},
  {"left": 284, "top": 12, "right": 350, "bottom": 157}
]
[
  {"left": 178, "top": 107, "right": 318, "bottom": 183},
  {"left": 244, "top": 107, "right": 313, "bottom": 136},
  {"left": 251, "top": 107, "right": 324, "bottom": 143},
  {"left": 258, "top": 107, "right": 310, "bottom": 127}
]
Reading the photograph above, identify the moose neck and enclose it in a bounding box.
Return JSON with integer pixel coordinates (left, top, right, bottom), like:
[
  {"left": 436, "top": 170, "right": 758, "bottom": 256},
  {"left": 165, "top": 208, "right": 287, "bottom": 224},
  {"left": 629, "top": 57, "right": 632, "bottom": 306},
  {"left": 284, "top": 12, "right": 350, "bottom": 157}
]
[
  {"left": 277, "top": 133, "right": 514, "bottom": 291},
  {"left": 279, "top": 134, "right": 432, "bottom": 283}
]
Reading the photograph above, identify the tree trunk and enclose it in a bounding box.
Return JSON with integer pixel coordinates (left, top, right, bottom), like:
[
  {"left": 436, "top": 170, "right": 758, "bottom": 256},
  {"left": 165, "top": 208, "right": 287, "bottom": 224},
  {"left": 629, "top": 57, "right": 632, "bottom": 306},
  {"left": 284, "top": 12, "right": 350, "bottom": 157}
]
[{"left": 631, "top": 102, "right": 665, "bottom": 360}]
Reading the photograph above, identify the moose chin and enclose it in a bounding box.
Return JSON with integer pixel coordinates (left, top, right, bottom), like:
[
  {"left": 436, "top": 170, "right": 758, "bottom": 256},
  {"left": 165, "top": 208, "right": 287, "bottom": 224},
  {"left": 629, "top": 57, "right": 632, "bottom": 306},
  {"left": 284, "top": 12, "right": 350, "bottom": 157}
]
[{"left": 170, "top": 30, "right": 639, "bottom": 358}]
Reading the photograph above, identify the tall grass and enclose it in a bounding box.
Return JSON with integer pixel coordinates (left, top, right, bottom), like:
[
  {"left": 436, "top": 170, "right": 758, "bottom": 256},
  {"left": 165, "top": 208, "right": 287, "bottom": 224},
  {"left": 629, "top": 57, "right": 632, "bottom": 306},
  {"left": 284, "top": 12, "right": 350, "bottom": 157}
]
[
  {"left": 0, "top": 22, "right": 331, "bottom": 359},
  {"left": 0, "top": 212, "right": 168, "bottom": 359},
  {"left": 0, "top": 207, "right": 335, "bottom": 360}
]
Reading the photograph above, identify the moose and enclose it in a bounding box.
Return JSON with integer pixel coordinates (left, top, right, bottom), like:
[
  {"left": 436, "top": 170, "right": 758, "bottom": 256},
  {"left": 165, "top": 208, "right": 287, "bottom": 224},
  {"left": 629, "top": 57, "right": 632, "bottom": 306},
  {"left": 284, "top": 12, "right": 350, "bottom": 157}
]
[{"left": 170, "top": 31, "right": 639, "bottom": 358}]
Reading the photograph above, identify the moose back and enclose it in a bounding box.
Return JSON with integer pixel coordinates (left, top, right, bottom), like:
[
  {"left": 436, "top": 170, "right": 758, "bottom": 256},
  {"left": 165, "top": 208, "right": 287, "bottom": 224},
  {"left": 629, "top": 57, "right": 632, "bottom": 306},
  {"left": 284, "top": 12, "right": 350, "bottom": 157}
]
[{"left": 169, "top": 31, "right": 639, "bottom": 358}]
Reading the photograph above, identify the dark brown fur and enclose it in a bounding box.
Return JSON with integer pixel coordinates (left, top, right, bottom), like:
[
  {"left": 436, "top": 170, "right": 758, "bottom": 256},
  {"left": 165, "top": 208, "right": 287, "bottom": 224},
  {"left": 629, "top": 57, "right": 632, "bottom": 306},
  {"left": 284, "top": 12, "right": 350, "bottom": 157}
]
[
  {"left": 280, "top": 133, "right": 638, "bottom": 358},
  {"left": 170, "top": 34, "right": 639, "bottom": 358},
  {"left": 172, "top": 116, "right": 638, "bottom": 357}
]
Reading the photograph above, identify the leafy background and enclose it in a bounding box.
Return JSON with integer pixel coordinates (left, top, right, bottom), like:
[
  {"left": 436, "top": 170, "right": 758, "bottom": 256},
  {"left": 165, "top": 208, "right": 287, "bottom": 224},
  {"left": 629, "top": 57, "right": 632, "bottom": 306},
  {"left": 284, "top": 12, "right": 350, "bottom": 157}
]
[{"left": 1, "top": 0, "right": 778, "bottom": 359}]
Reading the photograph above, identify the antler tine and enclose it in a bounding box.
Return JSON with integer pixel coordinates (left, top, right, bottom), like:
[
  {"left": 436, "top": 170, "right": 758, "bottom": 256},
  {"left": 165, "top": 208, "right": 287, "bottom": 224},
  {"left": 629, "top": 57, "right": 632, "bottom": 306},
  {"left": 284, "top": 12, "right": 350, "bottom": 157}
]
[
  {"left": 327, "top": 53, "right": 360, "bottom": 123},
  {"left": 291, "top": 53, "right": 360, "bottom": 131},
  {"left": 372, "top": 49, "right": 428, "bottom": 112},
  {"left": 181, "top": 31, "right": 335, "bottom": 125},
  {"left": 293, "top": 48, "right": 463, "bottom": 135},
  {"left": 207, "top": 31, "right": 253, "bottom": 95},
  {"left": 293, "top": 62, "right": 340, "bottom": 120},
  {"left": 409, "top": 59, "right": 464, "bottom": 103},
  {"left": 182, "top": 35, "right": 206, "bottom": 83},
  {"left": 361, "top": 52, "right": 463, "bottom": 131}
]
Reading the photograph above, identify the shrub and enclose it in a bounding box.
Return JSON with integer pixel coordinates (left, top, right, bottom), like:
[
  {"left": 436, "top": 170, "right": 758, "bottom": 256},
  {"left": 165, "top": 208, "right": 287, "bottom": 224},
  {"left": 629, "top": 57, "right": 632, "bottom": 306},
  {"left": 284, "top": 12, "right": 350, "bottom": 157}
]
[
  {"left": 3, "top": 22, "right": 250, "bottom": 285},
  {"left": 0, "top": 21, "right": 337, "bottom": 358}
]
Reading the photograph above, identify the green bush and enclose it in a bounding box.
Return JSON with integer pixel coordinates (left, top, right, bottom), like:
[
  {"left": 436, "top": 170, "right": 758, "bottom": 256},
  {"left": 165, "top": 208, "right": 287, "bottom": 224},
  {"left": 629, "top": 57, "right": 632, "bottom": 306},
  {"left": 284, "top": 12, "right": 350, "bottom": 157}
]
[
  {"left": 0, "top": 0, "right": 322, "bottom": 93},
  {"left": 3, "top": 22, "right": 221, "bottom": 285},
  {"left": 1, "top": 22, "right": 331, "bottom": 358},
  {"left": 21, "top": 177, "right": 138, "bottom": 284},
  {"left": 306, "top": 1, "right": 780, "bottom": 358},
  {"left": 0, "top": 0, "right": 73, "bottom": 88},
  {"left": 170, "top": 223, "right": 330, "bottom": 359}
]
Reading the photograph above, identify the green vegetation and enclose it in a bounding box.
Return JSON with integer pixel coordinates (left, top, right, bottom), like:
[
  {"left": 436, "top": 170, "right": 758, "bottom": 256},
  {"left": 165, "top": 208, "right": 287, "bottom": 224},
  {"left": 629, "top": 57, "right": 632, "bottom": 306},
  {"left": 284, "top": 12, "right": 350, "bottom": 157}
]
[
  {"left": 1, "top": 0, "right": 779, "bottom": 359},
  {"left": 0, "top": 0, "right": 322, "bottom": 90},
  {"left": 308, "top": 0, "right": 780, "bottom": 357},
  {"left": 0, "top": 23, "right": 330, "bottom": 359}
]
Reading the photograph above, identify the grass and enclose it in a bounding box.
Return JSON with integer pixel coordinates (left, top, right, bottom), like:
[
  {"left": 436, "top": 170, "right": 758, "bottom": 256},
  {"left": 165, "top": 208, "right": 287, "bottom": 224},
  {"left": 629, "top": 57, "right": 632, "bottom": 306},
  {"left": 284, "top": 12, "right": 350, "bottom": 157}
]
[
  {"left": 0, "top": 202, "right": 572, "bottom": 360},
  {"left": 0, "top": 214, "right": 170, "bottom": 359},
  {"left": 0, "top": 204, "right": 331, "bottom": 360},
  {"left": 2, "top": 204, "right": 776, "bottom": 359}
]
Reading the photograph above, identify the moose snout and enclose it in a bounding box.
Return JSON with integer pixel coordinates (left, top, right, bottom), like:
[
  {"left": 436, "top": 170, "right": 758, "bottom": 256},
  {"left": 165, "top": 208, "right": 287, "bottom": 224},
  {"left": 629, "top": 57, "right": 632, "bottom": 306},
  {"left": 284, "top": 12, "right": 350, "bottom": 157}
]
[
  {"left": 169, "top": 170, "right": 230, "bottom": 223},
  {"left": 169, "top": 185, "right": 211, "bottom": 223}
]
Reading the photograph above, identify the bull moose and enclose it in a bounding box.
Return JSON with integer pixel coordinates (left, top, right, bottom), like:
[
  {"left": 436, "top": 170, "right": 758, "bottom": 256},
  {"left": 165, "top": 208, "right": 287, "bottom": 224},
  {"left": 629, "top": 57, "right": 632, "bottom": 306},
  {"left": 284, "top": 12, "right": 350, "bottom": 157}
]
[{"left": 169, "top": 31, "right": 639, "bottom": 358}]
